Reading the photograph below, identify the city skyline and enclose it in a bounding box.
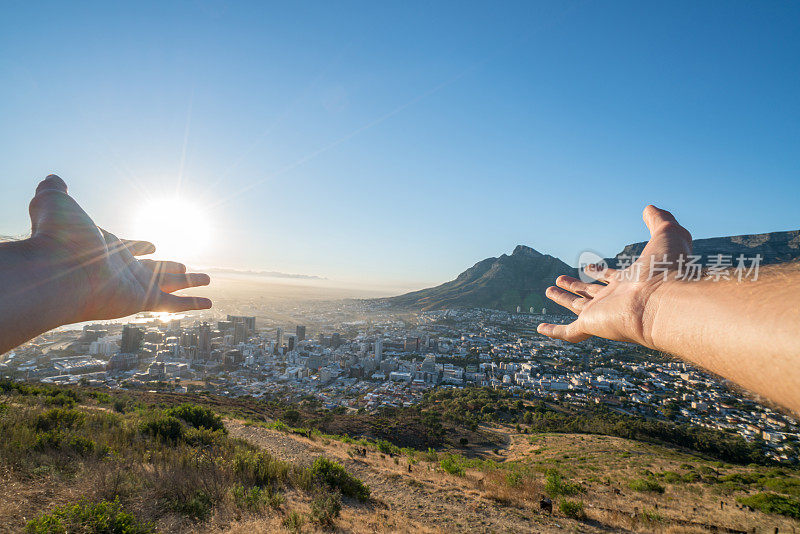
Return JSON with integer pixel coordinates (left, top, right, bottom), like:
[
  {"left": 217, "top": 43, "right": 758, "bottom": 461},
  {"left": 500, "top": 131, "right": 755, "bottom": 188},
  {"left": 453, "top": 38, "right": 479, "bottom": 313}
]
[{"left": 2, "top": 1, "right": 799, "bottom": 289}]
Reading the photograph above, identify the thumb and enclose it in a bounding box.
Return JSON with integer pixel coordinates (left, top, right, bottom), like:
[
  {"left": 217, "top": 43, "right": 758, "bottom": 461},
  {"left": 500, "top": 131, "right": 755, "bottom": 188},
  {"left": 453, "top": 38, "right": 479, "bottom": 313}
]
[
  {"left": 29, "top": 174, "right": 95, "bottom": 238},
  {"left": 36, "top": 174, "right": 68, "bottom": 195}
]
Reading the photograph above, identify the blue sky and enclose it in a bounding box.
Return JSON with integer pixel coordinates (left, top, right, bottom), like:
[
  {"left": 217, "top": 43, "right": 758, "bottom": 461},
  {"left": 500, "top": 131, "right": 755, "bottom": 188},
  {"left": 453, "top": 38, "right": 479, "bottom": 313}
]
[{"left": 1, "top": 1, "right": 798, "bottom": 291}]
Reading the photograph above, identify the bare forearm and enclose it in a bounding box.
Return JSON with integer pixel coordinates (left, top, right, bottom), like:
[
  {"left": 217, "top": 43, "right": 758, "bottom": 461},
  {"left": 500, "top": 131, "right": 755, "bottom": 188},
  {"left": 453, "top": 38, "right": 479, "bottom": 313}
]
[
  {"left": 0, "top": 239, "right": 75, "bottom": 354},
  {"left": 648, "top": 263, "right": 800, "bottom": 413}
]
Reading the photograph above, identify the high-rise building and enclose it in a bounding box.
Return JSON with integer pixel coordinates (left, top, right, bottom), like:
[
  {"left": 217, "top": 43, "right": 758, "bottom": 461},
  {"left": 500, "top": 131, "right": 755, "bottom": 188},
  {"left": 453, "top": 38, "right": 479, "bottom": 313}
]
[
  {"left": 404, "top": 336, "right": 419, "bottom": 352},
  {"left": 287, "top": 335, "right": 297, "bottom": 352},
  {"left": 374, "top": 339, "right": 383, "bottom": 362},
  {"left": 276, "top": 328, "right": 283, "bottom": 347},
  {"left": 198, "top": 322, "right": 211, "bottom": 359},
  {"left": 331, "top": 332, "right": 341, "bottom": 348},
  {"left": 233, "top": 322, "right": 247, "bottom": 345},
  {"left": 296, "top": 325, "right": 306, "bottom": 342},
  {"left": 120, "top": 325, "right": 143, "bottom": 354},
  {"left": 227, "top": 315, "right": 255, "bottom": 333}
]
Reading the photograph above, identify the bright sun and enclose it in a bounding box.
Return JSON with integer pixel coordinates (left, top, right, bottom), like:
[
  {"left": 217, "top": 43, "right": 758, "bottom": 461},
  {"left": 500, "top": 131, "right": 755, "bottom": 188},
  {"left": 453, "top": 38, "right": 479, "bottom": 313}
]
[{"left": 134, "top": 197, "right": 212, "bottom": 261}]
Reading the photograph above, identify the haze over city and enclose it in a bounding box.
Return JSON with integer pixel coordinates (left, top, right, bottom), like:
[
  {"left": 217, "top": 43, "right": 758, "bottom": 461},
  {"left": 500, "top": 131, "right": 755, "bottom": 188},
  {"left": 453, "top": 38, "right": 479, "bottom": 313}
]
[{"left": 2, "top": 1, "right": 799, "bottom": 293}]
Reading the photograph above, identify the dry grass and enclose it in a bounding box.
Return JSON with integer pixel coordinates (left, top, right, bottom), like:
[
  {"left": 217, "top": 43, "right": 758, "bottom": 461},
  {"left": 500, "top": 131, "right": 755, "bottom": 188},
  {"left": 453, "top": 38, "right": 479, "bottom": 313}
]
[{"left": 3, "top": 386, "right": 799, "bottom": 534}]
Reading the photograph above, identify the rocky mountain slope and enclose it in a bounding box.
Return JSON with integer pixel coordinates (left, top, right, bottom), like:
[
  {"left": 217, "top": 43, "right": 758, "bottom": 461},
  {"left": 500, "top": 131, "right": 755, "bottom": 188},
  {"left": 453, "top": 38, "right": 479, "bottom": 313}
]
[
  {"left": 382, "top": 245, "right": 577, "bottom": 314},
  {"left": 384, "top": 230, "right": 800, "bottom": 314}
]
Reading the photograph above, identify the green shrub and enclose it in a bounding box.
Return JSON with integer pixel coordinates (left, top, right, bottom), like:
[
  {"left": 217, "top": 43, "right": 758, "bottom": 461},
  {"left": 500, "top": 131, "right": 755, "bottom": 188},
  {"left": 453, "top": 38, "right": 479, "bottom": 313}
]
[
  {"left": 762, "top": 477, "right": 800, "bottom": 497},
  {"left": 139, "top": 415, "right": 184, "bottom": 443},
  {"left": 440, "top": 455, "right": 465, "bottom": 477},
  {"left": 309, "top": 457, "right": 370, "bottom": 501},
  {"left": 44, "top": 392, "right": 78, "bottom": 407},
  {"left": 505, "top": 470, "right": 523, "bottom": 488},
  {"left": 233, "top": 450, "right": 289, "bottom": 488},
  {"left": 184, "top": 427, "right": 226, "bottom": 448},
  {"left": 268, "top": 491, "right": 286, "bottom": 509},
  {"left": 283, "top": 409, "right": 301, "bottom": 425},
  {"left": 422, "top": 448, "right": 439, "bottom": 463},
  {"left": 88, "top": 391, "right": 111, "bottom": 404},
  {"left": 33, "top": 431, "right": 96, "bottom": 456},
  {"left": 545, "top": 471, "right": 583, "bottom": 496},
  {"left": 232, "top": 484, "right": 267, "bottom": 512},
  {"left": 283, "top": 510, "right": 305, "bottom": 534},
  {"left": 641, "top": 507, "right": 664, "bottom": 523},
  {"left": 25, "top": 498, "right": 152, "bottom": 533},
  {"left": 737, "top": 493, "right": 800, "bottom": 519},
  {"left": 375, "top": 439, "right": 400, "bottom": 456},
  {"left": 169, "top": 490, "right": 213, "bottom": 519},
  {"left": 721, "top": 472, "right": 760, "bottom": 485},
  {"left": 310, "top": 491, "right": 341, "bottom": 527},
  {"left": 34, "top": 408, "right": 86, "bottom": 432},
  {"left": 559, "top": 499, "right": 584, "bottom": 518},
  {"left": 271, "top": 419, "right": 289, "bottom": 432},
  {"left": 628, "top": 478, "right": 665, "bottom": 494},
  {"left": 165, "top": 404, "right": 225, "bottom": 432}
]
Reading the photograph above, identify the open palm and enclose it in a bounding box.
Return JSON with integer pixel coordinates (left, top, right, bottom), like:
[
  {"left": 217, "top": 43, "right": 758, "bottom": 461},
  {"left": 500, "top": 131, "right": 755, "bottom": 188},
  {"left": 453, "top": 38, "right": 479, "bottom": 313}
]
[
  {"left": 29, "top": 175, "right": 211, "bottom": 323},
  {"left": 538, "top": 205, "right": 691, "bottom": 347}
]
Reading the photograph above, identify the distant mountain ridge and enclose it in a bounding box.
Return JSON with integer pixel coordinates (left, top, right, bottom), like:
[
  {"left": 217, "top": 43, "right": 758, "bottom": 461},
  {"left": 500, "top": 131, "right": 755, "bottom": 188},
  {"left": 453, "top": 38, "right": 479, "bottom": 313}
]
[
  {"left": 606, "top": 229, "right": 800, "bottom": 267},
  {"left": 383, "top": 229, "right": 800, "bottom": 314},
  {"left": 382, "top": 245, "right": 578, "bottom": 314}
]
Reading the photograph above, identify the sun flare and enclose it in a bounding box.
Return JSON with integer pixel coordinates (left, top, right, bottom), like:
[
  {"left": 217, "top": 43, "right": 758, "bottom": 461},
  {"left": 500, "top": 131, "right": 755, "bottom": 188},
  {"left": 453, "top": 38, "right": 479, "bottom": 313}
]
[{"left": 134, "top": 197, "right": 212, "bottom": 261}]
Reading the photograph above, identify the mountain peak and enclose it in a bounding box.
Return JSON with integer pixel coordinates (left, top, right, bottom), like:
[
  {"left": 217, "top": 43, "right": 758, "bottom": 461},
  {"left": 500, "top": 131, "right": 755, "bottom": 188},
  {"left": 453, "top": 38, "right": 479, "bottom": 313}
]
[{"left": 511, "top": 244, "right": 542, "bottom": 257}]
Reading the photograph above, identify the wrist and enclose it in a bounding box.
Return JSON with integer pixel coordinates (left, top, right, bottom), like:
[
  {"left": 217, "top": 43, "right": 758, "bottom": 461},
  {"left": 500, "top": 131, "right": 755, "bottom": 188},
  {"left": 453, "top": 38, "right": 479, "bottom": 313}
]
[{"left": 639, "top": 278, "right": 683, "bottom": 351}]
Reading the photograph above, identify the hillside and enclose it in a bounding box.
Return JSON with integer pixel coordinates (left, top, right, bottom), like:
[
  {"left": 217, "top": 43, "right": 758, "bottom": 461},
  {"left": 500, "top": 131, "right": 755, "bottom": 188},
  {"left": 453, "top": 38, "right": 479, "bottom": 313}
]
[
  {"left": 2, "top": 383, "right": 799, "bottom": 533},
  {"left": 382, "top": 229, "right": 800, "bottom": 314},
  {"left": 607, "top": 229, "right": 800, "bottom": 267},
  {"left": 382, "top": 245, "right": 577, "bottom": 314}
]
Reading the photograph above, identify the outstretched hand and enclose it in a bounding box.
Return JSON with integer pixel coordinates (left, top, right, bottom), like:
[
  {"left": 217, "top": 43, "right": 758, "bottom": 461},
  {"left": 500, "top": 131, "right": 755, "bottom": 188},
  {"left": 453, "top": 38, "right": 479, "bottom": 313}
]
[
  {"left": 27, "top": 175, "right": 212, "bottom": 323},
  {"left": 538, "top": 205, "right": 691, "bottom": 347}
]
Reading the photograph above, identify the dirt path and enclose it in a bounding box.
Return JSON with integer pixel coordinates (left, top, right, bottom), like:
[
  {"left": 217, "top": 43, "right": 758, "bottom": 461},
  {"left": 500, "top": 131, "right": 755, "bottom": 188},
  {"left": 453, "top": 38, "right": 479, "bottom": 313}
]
[{"left": 227, "top": 420, "right": 613, "bottom": 534}]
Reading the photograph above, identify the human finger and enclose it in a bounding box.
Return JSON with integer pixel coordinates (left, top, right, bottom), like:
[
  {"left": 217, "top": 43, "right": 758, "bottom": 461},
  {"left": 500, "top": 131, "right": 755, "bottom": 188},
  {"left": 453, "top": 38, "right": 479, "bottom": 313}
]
[
  {"left": 556, "top": 274, "right": 603, "bottom": 297},
  {"left": 139, "top": 259, "right": 187, "bottom": 274},
  {"left": 537, "top": 321, "right": 590, "bottom": 343},
  {"left": 642, "top": 205, "right": 691, "bottom": 240},
  {"left": 582, "top": 265, "right": 618, "bottom": 284},
  {"left": 157, "top": 272, "right": 211, "bottom": 293},
  {"left": 147, "top": 293, "right": 213, "bottom": 313},
  {"left": 545, "top": 286, "right": 587, "bottom": 314},
  {"left": 120, "top": 238, "right": 156, "bottom": 256},
  {"left": 30, "top": 175, "right": 96, "bottom": 237},
  {"left": 36, "top": 174, "right": 68, "bottom": 194}
]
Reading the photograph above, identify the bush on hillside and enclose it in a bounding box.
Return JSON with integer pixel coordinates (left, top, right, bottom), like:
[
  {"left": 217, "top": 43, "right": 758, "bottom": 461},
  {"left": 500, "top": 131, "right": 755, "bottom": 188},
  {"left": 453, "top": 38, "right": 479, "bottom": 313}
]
[
  {"left": 310, "top": 491, "right": 342, "bottom": 527},
  {"left": 34, "top": 408, "right": 86, "bottom": 432},
  {"left": 233, "top": 450, "right": 290, "bottom": 488},
  {"left": 440, "top": 455, "right": 466, "bottom": 476},
  {"left": 545, "top": 471, "right": 583, "bottom": 496},
  {"left": 737, "top": 492, "right": 800, "bottom": 519},
  {"left": 165, "top": 404, "right": 225, "bottom": 432},
  {"left": 309, "top": 457, "right": 370, "bottom": 501},
  {"left": 139, "top": 415, "right": 184, "bottom": 443},
  {"left": 25, "top": 498, "right": 153, "bottom": 534},
  {"left": 629, "top": 478, "right": 665, "bottom": 494},
  {"left": 559, "top": 499, "right": 584, "bottom": 518}
]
